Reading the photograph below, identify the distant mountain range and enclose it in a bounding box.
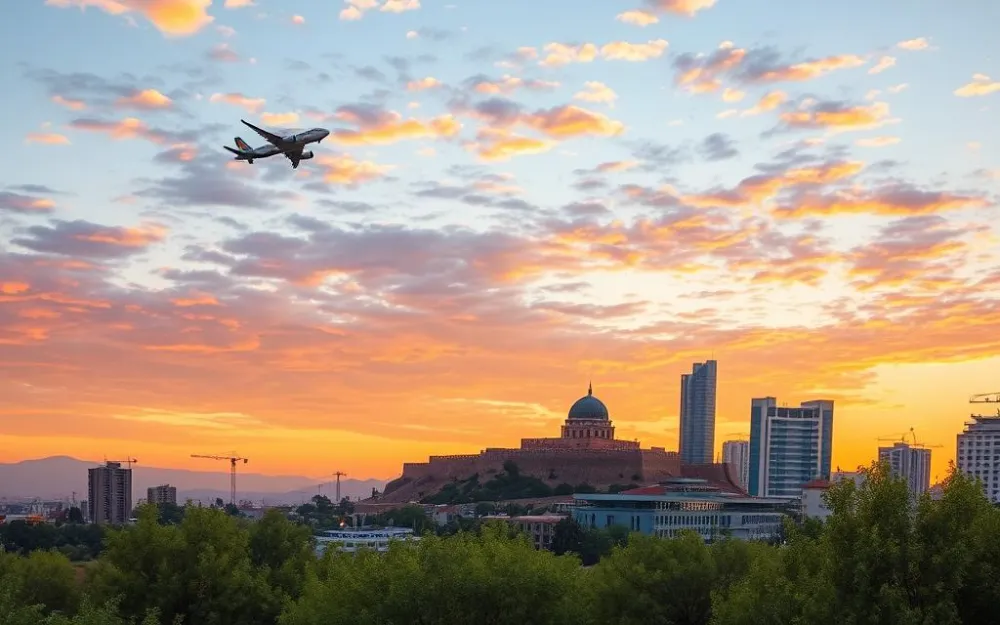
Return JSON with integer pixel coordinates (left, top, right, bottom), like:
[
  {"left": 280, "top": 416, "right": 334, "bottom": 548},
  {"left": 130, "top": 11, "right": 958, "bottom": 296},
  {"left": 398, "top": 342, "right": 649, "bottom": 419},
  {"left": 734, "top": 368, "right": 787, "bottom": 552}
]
[{"left": 0, "top": 456, "right": 389, "bottom": 505}]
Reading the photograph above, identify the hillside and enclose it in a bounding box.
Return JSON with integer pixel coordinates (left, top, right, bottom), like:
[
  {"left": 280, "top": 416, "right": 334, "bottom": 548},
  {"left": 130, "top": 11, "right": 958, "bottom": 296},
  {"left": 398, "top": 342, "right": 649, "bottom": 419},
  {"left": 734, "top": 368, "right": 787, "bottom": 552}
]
[{"left": 0, "top": 456, "right": 387, "bottom": 504}]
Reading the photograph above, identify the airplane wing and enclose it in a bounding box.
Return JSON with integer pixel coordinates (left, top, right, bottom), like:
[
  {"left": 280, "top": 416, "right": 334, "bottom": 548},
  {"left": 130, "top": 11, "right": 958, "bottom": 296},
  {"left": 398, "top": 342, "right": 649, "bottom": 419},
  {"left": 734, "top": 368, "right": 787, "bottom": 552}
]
[
  {"left": 284, "top": 146, "right": 304, "bottom": 169},
  {"left": 241, "top": 119, "right": 287, "bottom": 146}
]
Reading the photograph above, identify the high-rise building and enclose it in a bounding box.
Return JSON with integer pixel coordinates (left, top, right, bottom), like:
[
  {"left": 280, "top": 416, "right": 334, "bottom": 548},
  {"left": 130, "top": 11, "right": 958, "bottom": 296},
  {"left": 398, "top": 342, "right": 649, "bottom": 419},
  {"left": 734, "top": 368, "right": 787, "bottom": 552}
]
[
  {"left": 748, "top": 397, "right": 834, "bottom": 498},
  {"left": 878, "top": 442, "right": 931, "bottom": 497},
  {"left": 147, "top": 484, "right": 178, "bottom": 506},
  {"left": 679, "top": 360, "right": 717, "bottom": 465},
  {"left": 88, "top": 462, "right": 133, "bottom": 525},
  {"left": 957, "top": 415, "right": 1000, "bottom": 504},
  {"left": 722, "top": 440, "right": 750, "bottom": 491}
]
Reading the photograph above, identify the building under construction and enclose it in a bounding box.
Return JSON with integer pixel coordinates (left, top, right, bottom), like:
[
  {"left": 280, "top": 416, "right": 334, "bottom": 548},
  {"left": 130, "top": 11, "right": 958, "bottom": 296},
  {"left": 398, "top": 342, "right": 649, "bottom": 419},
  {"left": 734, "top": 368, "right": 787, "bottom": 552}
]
[
  {"left": 88, "top": 460, "right": 134, "bottom": 525},
  {"left": 957, "top": 392, "right": 1000, "bottom": 504}
]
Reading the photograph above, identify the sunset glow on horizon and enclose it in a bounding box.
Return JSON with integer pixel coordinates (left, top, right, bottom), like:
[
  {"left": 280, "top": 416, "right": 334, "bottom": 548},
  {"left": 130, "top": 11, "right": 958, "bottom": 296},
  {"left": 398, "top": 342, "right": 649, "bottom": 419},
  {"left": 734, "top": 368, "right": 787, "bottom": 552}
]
[{"left": 2, "top": 0, "right": 998, "bottom": 484}]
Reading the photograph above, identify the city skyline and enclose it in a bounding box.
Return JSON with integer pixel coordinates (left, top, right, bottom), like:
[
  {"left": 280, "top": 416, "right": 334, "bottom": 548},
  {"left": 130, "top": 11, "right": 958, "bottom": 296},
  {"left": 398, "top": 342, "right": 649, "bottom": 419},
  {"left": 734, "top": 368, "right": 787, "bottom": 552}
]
[{"left": 2, "top": 0, "right": 998, "bottom": 482}]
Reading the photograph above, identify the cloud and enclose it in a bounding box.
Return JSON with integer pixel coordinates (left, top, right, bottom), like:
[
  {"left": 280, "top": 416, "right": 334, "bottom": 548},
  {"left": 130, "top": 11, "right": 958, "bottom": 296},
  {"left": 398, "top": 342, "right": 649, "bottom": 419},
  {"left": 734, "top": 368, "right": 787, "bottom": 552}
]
[
  {"left": 12, "top": 220, "right": 167, "bottom": 259},
  {"left": 291, "top": 14, "right": 305, "bottom": 24},
  {"left": 722, "top": 87, "right": 745, "bottom": 103},
  {"left": 539, "top": 39, "right": 669, "bottom": 66},
  {"left": 869, "top": 56, "right": 896, "bottom": 75},
  {"left": 574, "top": 81, "right": 618, "bottom": 106},
  {"left": 698, "top": 133, "right": 739, "bottom": 161},
  {"left": 259, "top": 112, "right": 299, "bottom": 126},
  {"left": 45, "top": 0, "right": 213, "bottom": 36},
  {"left": 224, "top": 0, "right": 253, "bottom": 7},
  {"left": 855, "top": 136, "right": 900, "bottom": 148},
  {"left": 847, "top": 215, "right": 976, "bottom": 291},
  {"left": 616, "top": 10, "right": 658, "bottom": 26},
  {"left": 407, "top": 77, "right": 443, "bottom": 91},
  {"left": 209, "top": 92, "right": 266, "bottom": 113},
  {"left": 315, "top": 154, "right": 394, "bottom": 186},
  {"left": 465, "top": 75, "right": 560, "bottom": 95},
  {"left": 674, "top": 43, "right": 865, "bottom": 94},
  {"left": 740, "top": 91, "right": 787, "bottom": 116},
  {"left": 954, "top": 74, "right": 1000, "bottom": 98},
  {"left": 777, "top": 100, "right": 893, "bottom": 132},
  {"left": 774, "top": 184, "right": 990, "bottom": 218},
  {"left": 68, "top": 117, "right": 194, "bottom": 144},
  {"left": 644, "top": 0, "right": 717, "bottom": 16},
  {"left": 521, "top": 105, "right": 625, "bottom": 139},
  {"left": 897, "top": 37, "right": 930, "bottom": 51},
  {"left": 0, "top": 192, "right": 57, "bottom": 214},
  {"left": 340, "top": 0, "right": 417, "bottom": 20},
  {"left": 25, "top": 133, "right": 71, "bottom": 146},
  {"left": 52, "top": 95, "right": 86, "bottom": 110},
  {"left": 470, "top": 128, "right": 555, "bottom": 162},
  {"left": 115, "top": 89, "right": 172, "bottom": 109},
  {"left": 208, "top": 43, "right": 241, "bottom": 63},
  {"left": 328, "top": 104, "right": 462, "bottom": 145}
]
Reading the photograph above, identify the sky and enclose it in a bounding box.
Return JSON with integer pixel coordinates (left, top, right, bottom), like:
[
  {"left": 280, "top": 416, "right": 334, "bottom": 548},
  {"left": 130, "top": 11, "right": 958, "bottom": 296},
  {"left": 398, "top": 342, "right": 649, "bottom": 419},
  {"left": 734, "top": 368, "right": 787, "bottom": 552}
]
[{"left": 1, "top": 0, "right": 999, "bottom": 484}]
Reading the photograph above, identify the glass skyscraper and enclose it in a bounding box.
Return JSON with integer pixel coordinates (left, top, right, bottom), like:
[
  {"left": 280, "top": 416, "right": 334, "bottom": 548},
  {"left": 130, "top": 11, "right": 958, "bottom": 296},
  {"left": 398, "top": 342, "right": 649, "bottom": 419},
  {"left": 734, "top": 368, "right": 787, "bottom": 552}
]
[
  {"left": 748, "top": 397, "right": 834, "bottom": 498},
  {"left": 678, "top": 360, "right": 717, "bottom": 465}
]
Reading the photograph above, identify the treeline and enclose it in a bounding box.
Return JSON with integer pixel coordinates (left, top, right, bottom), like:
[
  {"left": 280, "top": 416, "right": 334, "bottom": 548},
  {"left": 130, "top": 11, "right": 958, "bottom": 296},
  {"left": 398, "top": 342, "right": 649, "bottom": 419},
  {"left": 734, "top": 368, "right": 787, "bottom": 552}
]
[{"left": 3, "top": 462, "right": 1000, "bottom": 624}]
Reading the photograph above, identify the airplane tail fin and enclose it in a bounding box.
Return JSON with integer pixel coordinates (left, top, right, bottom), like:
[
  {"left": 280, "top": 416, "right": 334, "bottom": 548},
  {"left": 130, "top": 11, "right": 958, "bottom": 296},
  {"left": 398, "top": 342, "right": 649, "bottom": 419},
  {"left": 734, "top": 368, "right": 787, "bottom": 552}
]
[
  {"left": 234, "top": 136, "right": 252, "bottom": 151},
  {"left": 223, "top": 145, "right": 241, "bottom": 156}
]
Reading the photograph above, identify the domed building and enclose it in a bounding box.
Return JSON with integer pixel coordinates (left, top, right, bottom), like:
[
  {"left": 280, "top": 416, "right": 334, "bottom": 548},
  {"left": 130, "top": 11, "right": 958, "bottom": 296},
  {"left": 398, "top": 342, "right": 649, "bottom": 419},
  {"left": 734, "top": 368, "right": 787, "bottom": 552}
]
[{"left": 521, "top": 383, "right": 640, "bottom": 451}]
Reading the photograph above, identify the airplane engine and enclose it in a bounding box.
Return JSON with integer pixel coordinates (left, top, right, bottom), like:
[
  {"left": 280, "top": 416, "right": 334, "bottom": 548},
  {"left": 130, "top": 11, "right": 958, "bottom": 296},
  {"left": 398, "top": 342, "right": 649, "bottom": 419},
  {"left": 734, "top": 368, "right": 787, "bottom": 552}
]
[{"left": 300, "top": 151, "right": 314, "bottom": 160}]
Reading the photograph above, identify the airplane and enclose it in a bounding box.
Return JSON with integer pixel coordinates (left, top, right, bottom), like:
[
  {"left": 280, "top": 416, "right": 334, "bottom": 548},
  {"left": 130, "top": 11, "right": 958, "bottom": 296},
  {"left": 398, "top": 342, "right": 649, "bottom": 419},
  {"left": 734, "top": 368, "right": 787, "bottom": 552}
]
[{"left": 222, "top": 119, "right": 330, "bottom": 169}]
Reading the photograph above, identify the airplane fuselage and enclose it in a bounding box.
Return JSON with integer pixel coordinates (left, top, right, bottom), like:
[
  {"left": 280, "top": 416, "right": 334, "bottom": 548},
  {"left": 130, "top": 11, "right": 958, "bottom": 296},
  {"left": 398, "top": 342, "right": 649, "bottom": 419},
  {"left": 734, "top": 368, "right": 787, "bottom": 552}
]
[{"left": 224, "top": 123, "right": 330, "bottom": 167}]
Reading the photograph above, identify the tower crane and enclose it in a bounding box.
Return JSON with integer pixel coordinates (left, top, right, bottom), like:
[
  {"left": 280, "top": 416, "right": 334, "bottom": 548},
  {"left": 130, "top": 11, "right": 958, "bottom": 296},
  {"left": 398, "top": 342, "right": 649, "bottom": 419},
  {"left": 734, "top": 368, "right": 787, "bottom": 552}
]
[
  {"left": 104, "top": 457, "right": 138, "bottom": 469},
  {"left": 191, "top": 454, "right": 248, "bottom": 505},
  {"left": 876, "top": 427, "right": 942, "bottom": 449},
  {"left": 331, "top": 471, "right": 347, "bottom": 503},
  {"left": 970, "top": 392, "right": 1000, "bottom": 418}
]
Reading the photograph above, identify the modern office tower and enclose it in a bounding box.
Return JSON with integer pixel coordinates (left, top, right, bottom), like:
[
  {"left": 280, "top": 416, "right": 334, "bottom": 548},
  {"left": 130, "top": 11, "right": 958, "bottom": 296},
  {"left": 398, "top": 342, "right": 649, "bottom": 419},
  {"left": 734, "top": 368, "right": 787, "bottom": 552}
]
[
  {"left": 722, "top": 440, "right": 750, "bottom": 491},
  {"left": 878, "top": 442, "right": 931, "bottom": 497},
  {"left": 957, "top": 415, "right": 1000, "bottom": 504},
  {"left": 147, "top": 484, "right": 178, "bottom": 506},
  {"left": 88, "top": 461, "right": 133, "bottom": 525},
  {"left": 748, "top": 397, "right": 834, "bottom": 498},
  {"left": 679, "top": 360, "right": 717, "bottom": 464}
]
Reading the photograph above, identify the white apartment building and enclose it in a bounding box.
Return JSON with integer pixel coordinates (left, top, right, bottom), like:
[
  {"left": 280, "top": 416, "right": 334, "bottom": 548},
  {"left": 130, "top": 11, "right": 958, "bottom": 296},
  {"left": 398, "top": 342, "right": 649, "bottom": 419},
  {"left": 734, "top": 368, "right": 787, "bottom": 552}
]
[
  {"left": 878, "top": 442, "right": 931, "bottom": 497},
  {"left": 722, "top": 440, "right": 750, "bottom": 491},
  {"left": 957, "top": 416, "right": 1000, "bottom": 504},
  {"left": 749, "top": 397, "right": 835, "bottom": 498}
]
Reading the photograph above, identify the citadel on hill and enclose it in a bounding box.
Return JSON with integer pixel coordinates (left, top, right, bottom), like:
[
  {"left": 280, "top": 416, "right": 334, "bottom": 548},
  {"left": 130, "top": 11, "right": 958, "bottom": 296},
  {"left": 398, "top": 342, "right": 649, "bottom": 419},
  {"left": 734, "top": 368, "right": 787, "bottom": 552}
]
[{"left": 375, "top": 378, "right": 743, "bottom": 504}]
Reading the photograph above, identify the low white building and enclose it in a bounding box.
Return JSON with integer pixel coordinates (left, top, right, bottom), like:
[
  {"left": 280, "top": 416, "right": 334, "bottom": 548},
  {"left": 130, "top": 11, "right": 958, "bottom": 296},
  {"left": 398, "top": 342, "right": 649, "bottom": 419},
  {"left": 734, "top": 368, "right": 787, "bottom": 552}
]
[
  {"left": 800, "top": 479, "right": 832, "bottom": 520},
  {"left": 314, "top": 527, "right": 418, "bottom": 555}
]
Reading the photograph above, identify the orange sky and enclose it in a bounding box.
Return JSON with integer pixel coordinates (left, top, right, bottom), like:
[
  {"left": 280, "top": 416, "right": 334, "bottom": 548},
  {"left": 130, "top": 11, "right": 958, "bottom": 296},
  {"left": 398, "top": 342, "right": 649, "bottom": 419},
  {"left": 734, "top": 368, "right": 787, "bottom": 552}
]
[{"left": 3, "top": 0, "right": 1000, "bottom": 487}]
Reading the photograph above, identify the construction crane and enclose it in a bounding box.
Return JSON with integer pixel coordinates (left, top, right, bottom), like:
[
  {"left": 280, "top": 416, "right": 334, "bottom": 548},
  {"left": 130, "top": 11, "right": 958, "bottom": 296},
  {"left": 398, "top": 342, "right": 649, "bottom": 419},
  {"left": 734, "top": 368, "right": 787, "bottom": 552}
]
[
  {"left": 331, "top": 471, "right": 347, "bottom": 503},
  {"left": 104, "top": 457, "right": 138, "bottom": 470},
  {"left": 876, "top": 427, "right": 942, "bottom": 449},
  {"left": 971, "top": 392, "right": 1000, "bottom": 418},
  {"left": 191, "top": 454, "right": 248, "bottom": 505}
]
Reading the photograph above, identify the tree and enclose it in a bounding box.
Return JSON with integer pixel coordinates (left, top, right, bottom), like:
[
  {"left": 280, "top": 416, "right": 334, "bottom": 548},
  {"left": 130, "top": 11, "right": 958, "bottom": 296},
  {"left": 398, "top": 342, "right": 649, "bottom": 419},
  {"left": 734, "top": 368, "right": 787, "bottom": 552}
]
[
  {"left": 280, "top": 523, "right": 586, "bottom": 625},
  {"left": 67, "top": 508, "right": 85, "bottom": 524},
  {"left": 550, "top": 517, "right": 585, "bottom": 555}
]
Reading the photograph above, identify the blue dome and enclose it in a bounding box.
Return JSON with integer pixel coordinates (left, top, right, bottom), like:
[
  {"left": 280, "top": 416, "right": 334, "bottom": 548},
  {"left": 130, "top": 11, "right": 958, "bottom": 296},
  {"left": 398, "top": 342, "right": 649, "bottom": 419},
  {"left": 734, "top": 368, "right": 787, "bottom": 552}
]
[{"left": 567, "top": 384, "right": 609, "bottom": 421}]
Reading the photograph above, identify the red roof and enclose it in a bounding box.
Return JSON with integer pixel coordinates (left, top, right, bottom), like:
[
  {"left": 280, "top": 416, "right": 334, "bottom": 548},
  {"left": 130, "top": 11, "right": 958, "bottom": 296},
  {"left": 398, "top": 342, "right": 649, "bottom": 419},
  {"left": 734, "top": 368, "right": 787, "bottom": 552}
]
[{"left": 802, "top": 479, "right": 832, "bottom": 489}]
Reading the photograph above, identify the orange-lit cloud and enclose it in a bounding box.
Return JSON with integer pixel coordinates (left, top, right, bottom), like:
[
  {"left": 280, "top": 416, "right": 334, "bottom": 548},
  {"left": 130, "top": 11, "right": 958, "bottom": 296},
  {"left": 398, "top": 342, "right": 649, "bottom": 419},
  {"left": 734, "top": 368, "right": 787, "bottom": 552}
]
[
  {"left": 52, "top": 95, "right": 86, "bottom": 111},
  {"left": 340, "top": 0, "right": 417, "bottom": 20},
  {"left": 574, "top": 82, "right": 618, "bottom": 106},
  {"left": 521, "top": 105, "right": 625, "bottom": 139},
  {"left": 331, "top": 108, "right": 461, "bottom": 145},
  {"left": 68, "top": 117, "right": 179, "bottom": 144},
  {"left": 755, "top": 54, "right": 866, "bottom": 82},
  {"left": 315, "top": 153, "right": 393, "bottom": 185},
  {"left": 470, "top": 76, "right": 560, "bottom": 95},
  {"left": 209, "top": 92, "right": 266, "bottom": 113},
  {"left": 869, "top": 56, "right": 896, "bottom": 75},
  {"left": 25, "top": 133, "right": 71, "bottom": 145},
  {"left": 116, "top": 89, "right": 173, "bottom": 110},
  {"left": 45, "top": 0, "right": 213, "bottom": 36},
  {"left": 616, "top": 10, "right": 658, "bottom": 26},
  {"left": 856, "top": 136, "right": 900, "bottom": 148},
  {"left": 897, "top": 37, "right": 930, "bottom": 51},
  {"left": 471, "top": 128, "right": 555, "bottom": 161},
  {"left": 954, "top": 74, "right": 1000, "bottom": 98},
  {"left": 647, "top": 0, "right": 717, "bottom": 16},
  {"left": 775, "top": 185, "right": 989, "bottom": 218},
  {"left": 540, "top": 40, "right": 668, "bottom": 66},
  {"left": 738, "top": 91, "right": 787, "bottom": 116},
  {"left": 779, "top": 101, "right": 893, "bottom": 132},
  {"left": 225, "top": 0, "right": 253, "bottom": 7},
  {"left": 291, "top": 14, "right": 305, "bottom": 24},
  {"left": 260, "top": 112, "right": 299, "bottom": 126},
  {"left": 407, "top": 77, "right": 443, "bottom": 91}
]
